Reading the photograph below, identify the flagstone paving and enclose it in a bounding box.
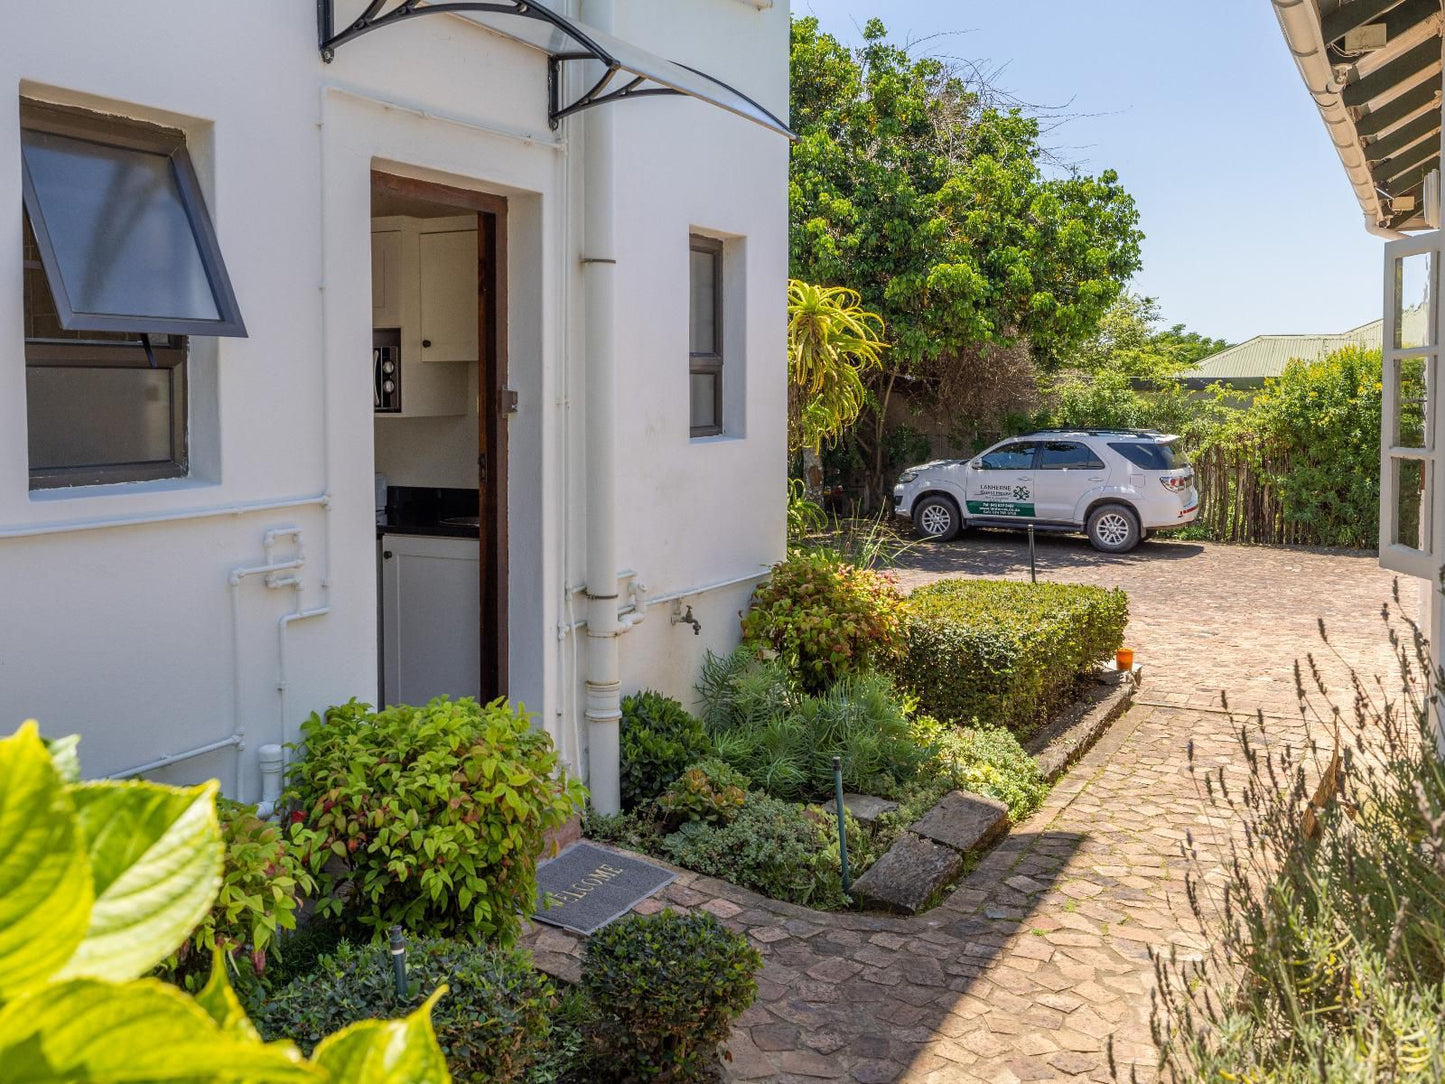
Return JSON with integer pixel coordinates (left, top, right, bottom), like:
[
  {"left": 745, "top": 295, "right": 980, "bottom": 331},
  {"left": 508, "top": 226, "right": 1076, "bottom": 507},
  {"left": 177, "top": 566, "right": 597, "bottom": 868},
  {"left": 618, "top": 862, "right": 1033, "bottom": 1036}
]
[{"left": 527, "top": 537, "right": 1415, "bottom": 1082}]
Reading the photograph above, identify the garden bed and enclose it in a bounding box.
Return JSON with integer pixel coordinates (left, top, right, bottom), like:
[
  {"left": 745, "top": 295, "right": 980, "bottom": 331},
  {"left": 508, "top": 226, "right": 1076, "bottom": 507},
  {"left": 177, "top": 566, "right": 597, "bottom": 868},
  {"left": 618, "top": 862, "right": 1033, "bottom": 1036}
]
[{"left": 585, "top": 557, "right": 1131, "bottom": 918}]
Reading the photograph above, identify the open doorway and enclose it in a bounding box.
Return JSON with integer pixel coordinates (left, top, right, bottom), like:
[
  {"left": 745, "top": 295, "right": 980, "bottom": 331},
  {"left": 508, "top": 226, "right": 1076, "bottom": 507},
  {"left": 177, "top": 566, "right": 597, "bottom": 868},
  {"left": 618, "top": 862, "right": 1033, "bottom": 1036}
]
[{"left": 371, "top": 170, "right": 508, "bottom": 705}]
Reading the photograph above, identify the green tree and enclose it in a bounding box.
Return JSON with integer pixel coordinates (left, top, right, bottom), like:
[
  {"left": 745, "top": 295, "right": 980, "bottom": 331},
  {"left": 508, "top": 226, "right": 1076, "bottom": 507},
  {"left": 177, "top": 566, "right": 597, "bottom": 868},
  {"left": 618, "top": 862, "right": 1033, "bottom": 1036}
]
[
  {"left": 790, "top": 16, "right": 1144, "bottom": 499},
  {"left": 787, "top": 279, "right": 886, "bottom": 501}
]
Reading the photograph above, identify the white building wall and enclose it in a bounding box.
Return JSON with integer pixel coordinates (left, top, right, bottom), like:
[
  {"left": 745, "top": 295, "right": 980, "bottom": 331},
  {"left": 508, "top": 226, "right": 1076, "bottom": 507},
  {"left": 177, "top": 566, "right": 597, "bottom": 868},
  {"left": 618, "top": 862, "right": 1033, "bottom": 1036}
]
[{"left": 0, "top": 0, "right": 788, "bottom": 795}]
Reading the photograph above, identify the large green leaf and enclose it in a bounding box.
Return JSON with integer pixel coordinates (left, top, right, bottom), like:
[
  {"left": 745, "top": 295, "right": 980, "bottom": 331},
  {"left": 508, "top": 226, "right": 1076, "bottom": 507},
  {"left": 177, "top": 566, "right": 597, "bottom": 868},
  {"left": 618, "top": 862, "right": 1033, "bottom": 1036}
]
[
  {"left": 312, "top": 987, "right": 451, "bottom": 1083},
  {"left": 57, "top": 779, "right": 223, "bottom": 982},
  {"left": 0, "top": 722, "right": 93, "bottom": 1002},
  {"left": 0, "top": 978, "right": 321, "bottom": 1083},
  {"left": 194, "top": 952, "right": 260, "bottom": 1042}
]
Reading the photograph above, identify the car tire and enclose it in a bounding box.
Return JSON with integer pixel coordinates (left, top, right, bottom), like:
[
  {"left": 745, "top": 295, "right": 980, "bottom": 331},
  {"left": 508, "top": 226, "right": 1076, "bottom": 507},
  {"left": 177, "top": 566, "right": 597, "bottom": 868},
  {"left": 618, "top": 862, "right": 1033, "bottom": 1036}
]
[
  {"left": 913, "top": 495, "right": 961, "bottom": 542},
  {"left": 1087, "top": 503, "right": 1140, "bottom": 554}
]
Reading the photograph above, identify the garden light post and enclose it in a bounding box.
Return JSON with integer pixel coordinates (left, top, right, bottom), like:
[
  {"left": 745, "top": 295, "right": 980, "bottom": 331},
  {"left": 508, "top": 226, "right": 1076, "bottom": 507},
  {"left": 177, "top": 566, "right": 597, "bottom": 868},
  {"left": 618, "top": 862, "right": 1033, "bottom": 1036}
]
[
  {"left": 1028, "top": 525, "right": 1037, "bottom": 583},
  {"left": 832, "top": 756, "right": 851, "bottom": 895},
  {"left": 389, "top": 925, "right": 407, "bottom": 999}
]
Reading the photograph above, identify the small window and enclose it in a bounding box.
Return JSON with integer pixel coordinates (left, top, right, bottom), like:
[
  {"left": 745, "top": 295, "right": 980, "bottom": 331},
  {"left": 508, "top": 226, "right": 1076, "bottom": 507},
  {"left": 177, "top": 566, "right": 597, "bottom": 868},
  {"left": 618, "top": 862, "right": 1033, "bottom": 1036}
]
[
  {"left": 1039, "top": 441, "right": 1105, "bottom": 470},
  {"left": 978, "top": 442, "right": 1038, "bottom": 470},
  {"left": 689, "top": 235, "right": 723, "bottom": 437},
  {"left": 1108, "top": 442, "right": 1185, "bottom": 471},
  {"left": 20, "top": 101, "right": 245, "bottom": 336},
  {"left": 19, "top": 101, "right": 240, "bottom": 489}
]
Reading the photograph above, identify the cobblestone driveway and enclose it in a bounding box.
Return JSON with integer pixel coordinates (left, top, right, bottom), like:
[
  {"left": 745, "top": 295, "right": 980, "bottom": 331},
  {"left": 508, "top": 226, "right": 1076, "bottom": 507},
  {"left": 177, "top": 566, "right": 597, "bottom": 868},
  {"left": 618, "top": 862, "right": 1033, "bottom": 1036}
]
[{"left": 529, "top": 535, "right": 1415, "bottom": 1082}]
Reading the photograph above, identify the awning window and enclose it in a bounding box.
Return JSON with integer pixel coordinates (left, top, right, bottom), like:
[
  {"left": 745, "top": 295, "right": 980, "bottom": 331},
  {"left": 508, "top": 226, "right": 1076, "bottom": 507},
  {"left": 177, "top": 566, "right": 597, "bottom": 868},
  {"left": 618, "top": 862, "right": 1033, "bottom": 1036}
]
[
  {"left": 20, "top": 103, "right": 247, "bottom": 337},
  {"left": 317, "top": 1, "right": 795, "bottom": 140}
]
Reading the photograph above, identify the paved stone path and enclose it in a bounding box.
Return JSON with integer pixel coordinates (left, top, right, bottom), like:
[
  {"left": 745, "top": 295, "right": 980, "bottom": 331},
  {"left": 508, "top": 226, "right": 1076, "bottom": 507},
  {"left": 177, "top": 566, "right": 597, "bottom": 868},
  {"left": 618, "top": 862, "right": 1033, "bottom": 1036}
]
[{"left": 527, "top": 536, "right": 1416, "bottom": 1082}]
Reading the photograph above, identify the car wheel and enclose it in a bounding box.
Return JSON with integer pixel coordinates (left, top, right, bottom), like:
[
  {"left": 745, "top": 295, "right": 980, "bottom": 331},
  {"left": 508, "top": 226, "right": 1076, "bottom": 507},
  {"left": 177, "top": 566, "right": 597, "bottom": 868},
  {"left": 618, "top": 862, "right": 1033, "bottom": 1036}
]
[
  {"left": 1087, "top": 503, "right": 1140, "bottom": 554},
  {"left": 913, "top": 495, "right": 961, "bottom": 542}
]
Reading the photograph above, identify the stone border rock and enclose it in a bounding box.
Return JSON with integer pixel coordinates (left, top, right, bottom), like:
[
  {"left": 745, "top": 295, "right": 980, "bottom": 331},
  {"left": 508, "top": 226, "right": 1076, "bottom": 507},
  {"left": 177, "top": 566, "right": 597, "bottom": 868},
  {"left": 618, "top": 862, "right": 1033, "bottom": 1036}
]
[{"left": 1026, "top": 666, "right": 1139, "bottom": 782}]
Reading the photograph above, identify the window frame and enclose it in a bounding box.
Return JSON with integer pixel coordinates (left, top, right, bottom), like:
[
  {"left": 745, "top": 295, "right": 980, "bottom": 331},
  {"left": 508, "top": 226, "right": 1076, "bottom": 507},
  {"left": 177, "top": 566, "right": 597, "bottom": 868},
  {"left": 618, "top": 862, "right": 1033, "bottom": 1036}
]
[
  {"left": 24, "top": 338, "right": 189, "bottom": 489},
  {"left": 688, "top": 234, "right": 724, "bottom": 438},
  {"left": 1380, "top": 231, "right": 1440, "bottom": 579},
  {"left": 19, "top": 99, "right": 247, "bottom": 338}
]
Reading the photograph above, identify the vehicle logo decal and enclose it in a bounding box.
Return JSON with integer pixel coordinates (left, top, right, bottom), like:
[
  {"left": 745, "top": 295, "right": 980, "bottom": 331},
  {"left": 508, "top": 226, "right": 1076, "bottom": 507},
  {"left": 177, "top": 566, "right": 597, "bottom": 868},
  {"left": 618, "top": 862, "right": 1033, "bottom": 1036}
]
[{"left": 969, "top": 481, "right": 1034, "bottom": 518}]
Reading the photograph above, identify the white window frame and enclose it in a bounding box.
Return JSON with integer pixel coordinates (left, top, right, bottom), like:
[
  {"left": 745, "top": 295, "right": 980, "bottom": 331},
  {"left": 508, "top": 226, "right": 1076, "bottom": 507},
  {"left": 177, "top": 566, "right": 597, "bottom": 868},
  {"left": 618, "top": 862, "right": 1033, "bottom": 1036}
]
[{"left": 1381, "top": 230, "right": 1441, "bottom": 580}]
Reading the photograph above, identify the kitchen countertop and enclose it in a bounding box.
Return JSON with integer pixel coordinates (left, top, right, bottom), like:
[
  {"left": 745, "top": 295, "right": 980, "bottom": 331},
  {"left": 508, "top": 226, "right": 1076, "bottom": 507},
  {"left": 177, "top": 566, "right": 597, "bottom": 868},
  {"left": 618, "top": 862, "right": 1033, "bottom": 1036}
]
[{"left": 377, "top": 522, "right": 479, "bottom": 540}]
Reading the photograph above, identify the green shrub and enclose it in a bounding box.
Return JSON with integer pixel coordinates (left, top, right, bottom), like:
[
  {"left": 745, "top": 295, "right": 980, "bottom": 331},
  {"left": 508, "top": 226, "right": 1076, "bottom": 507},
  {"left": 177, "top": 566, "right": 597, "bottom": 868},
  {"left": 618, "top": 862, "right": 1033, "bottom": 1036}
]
[
  {"left": 285, "top": 697, "right": 586, "bottom": 942},
  {"left": 582, "top": 808, "right": 666, "bottom": 856},
  {"left": 741, "top": 548, "right": 907, "bottom": 691},
  {"left": 895, "top": 579, "right": 1127, "bottom": 733},
  {"left": 258, "top": 917, "right": 345, "bottom": 993},
  {"left": 583, "top": 910, "right": 761, "bottom": 1082},
  {"left": 619, "top": 691, "right": 712, "bottom": 812},
  {"left": 157, "top": 797, "right": 318, "bottom": 993},
  {"left": 657, "top": 758, "right": 749, "bottom": 828},
  {"left": 661, "top": 793, "right": 857, "bottom": 909},
  {"left": 254, "top": 938, "right": 553, "bottom": 1082},
  {"left": 699, "top": 648, "right": 928, "bottom": 801},
  {"left": 0, "top": 722, "right": 447, "bottom": 1080}
]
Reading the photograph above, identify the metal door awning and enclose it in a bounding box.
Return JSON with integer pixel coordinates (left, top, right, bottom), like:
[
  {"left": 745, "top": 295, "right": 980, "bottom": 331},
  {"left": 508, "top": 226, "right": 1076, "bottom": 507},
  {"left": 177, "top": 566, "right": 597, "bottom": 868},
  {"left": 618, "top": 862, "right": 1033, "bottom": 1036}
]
[{"left": 317, "top": 0, "right": 795, "bottom": 140}]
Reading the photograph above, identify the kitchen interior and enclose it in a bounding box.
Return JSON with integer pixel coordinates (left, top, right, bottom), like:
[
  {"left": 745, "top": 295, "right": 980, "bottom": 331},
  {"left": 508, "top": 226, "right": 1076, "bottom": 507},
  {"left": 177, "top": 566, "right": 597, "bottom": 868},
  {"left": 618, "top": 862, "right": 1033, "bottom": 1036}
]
[{"left": 371, "top": 176, "right": 487, "bottom": 708}]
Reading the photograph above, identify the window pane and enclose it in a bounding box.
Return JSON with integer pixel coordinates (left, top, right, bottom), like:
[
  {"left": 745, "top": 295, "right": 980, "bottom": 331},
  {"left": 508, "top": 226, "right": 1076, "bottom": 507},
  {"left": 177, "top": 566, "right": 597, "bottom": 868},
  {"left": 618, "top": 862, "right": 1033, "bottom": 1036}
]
[
  {"left": 27, "top": 365, "right": 175, "bottom": 470},
  {"left": 690, "top": 372, "right": 719, "bottom": 432},
  {"left": 1394, "top": 252, "right": 1433, "bottom": 349},
  {"left": 1040, "top": 442, "right": 1103, "bottom": 469},
  {"left": 1395, "top": 354, "right": 1431, "bottom": 449},
  {"left": 1393, "top": 457, "right": 1430, "bottom": 552},
  {"left": 1108, "top": 442, "right": 1185, "bottom": 470},
  {"left": 979, "top": 442, "right": 1036, "bottom": 470},
  {"left": 22, "top": 130, "right": 220, "bottom": 323},
  {"left": 690, "top": 248, "right": 717, "bottom": 355}
]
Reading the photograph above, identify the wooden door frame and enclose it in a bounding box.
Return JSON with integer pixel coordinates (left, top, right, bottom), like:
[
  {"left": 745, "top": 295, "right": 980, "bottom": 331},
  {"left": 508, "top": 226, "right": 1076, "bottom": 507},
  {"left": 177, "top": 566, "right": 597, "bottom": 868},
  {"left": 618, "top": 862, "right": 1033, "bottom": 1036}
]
[{"left": 371, "top": 171, "right": 509, "bottom": 700}]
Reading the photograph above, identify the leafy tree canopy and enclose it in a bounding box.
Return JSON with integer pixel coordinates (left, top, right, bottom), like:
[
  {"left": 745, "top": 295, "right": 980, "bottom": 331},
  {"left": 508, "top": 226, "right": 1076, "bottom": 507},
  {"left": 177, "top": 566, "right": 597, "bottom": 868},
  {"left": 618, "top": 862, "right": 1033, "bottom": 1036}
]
[
  {"left": 789, "top": 16, "right": 1145, "bottom": 377},
  {"left": 1069, "top": 292, "right": 1229, "bottom": 381}
]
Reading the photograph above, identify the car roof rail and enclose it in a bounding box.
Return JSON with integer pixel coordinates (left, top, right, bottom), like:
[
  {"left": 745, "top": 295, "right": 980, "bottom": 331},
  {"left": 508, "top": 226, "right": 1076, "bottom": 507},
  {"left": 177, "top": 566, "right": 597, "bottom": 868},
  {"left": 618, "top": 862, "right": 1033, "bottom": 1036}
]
[{"left": 1023, "top": 427, "right": 1165, "bottom": 439}]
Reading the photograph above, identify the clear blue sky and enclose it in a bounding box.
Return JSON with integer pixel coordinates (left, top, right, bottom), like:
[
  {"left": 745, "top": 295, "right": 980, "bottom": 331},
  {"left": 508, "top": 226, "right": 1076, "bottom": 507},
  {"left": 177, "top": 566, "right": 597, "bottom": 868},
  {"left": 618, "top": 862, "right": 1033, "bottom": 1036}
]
[{"left": 794, "top": 0, "right": 1384, "bottom": 344}]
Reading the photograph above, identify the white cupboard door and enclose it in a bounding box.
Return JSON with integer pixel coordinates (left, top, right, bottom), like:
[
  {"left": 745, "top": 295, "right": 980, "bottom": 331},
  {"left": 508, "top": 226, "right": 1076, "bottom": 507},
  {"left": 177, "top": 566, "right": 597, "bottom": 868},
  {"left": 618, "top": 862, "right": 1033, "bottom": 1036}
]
[
  {"left": 381, "top": 535, "right": 481, "bottom": 707},
  {"left": 419, "top": 229, "right": 480, "bottom": 362},
  {"left": 371, "top": 230, "right": 404, "bottom": 328}
]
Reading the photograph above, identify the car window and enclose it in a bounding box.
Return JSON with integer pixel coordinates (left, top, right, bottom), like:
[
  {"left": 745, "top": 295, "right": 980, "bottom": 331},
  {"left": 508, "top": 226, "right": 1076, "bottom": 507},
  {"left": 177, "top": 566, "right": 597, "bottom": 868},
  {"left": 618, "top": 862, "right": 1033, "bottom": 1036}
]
[
  {"left": 1039, "top": 441, "right": 1105, "bottom": 470},
  {"left": 978, "top": 442, "right": 1038, "bottom": 470},
  {"left": 1108, "top": 441, "right": 1186, "bottom": 470}
]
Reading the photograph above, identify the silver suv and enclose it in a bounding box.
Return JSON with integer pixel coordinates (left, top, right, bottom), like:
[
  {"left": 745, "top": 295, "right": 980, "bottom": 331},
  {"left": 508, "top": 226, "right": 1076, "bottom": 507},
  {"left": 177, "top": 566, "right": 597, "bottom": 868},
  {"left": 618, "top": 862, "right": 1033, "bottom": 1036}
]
[{"left": 892, "top": 430, "right": 1199, "bottom": 553}]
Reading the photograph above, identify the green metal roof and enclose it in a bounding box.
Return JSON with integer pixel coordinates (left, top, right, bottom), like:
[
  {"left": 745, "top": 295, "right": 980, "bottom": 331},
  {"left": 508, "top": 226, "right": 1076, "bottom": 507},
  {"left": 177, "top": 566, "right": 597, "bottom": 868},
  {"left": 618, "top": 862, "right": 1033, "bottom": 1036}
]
[{"left": 1183, "top": 318, "right": 1388, "bottom": 384}]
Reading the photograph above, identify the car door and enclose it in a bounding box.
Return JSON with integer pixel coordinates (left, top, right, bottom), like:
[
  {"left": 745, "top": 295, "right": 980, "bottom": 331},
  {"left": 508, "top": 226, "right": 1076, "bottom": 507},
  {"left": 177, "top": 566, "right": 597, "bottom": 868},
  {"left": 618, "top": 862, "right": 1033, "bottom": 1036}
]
[
  {"left": 965, "top": 440, "right": 1039, "bottom": 519},
  {"left": 1034, "top": 440, "right": 1108, "bottom": 523}
]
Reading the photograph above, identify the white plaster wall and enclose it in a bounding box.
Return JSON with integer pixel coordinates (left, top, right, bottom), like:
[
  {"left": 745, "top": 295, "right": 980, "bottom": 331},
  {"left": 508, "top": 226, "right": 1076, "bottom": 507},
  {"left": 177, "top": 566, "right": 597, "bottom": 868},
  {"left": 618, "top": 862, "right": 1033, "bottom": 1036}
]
[{"left": 0, "top": 0, "right": 788, "bottom": 795}]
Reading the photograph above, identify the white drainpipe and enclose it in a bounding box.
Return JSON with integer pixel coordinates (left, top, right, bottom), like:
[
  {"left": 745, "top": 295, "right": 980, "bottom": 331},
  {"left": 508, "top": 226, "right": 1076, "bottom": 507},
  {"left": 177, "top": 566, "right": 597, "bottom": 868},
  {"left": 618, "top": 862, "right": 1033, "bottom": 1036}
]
[{"left": 582, "top": 0, "right": 623, "bottom": 814}]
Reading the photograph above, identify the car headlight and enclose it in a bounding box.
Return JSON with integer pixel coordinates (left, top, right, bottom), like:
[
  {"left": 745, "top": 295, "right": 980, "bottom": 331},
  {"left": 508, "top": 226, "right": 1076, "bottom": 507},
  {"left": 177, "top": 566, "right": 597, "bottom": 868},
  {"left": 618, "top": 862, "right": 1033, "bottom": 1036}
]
[{"left": 898, "top": 470, "right": 920, "bottom": 485}]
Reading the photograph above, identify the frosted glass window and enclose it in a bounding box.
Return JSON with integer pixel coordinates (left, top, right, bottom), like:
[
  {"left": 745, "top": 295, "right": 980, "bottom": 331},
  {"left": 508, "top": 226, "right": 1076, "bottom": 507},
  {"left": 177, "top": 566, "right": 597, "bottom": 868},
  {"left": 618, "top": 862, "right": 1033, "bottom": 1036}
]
[
  {"left": 20, "top": 104, "right": 245, "bottom": 336},
  {"left": 27, "top": 365, "right": 177, "bottom": 471},
  {"left": 690, "top": 248, "right": 718, "bottom": 354}
]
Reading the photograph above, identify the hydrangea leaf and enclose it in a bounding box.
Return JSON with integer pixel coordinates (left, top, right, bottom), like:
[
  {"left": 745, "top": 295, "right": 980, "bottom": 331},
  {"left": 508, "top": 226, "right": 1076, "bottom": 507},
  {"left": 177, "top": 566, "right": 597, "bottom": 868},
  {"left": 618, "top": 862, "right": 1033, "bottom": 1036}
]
[
  {"left": 0, "top": 722, "right": 93, "bottom": 1002},
  {"left": 57, "top": 779, "right": 223, "bottom": 982},
  {"left": 194, "top": 952, "right": 261, "bottom": 1042},
  {"left": 311, "top": 986, "right": 451, "bottom": 1083},
  {"left": 0, "top": 978, "right": 320, "bottom": 1082}
]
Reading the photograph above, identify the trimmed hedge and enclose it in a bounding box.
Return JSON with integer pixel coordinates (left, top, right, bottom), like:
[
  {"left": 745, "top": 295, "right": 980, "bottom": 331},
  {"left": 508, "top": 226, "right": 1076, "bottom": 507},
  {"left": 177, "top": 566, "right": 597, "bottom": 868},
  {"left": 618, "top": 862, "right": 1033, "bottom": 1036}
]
[{"left": 893, "top": 579, "right": 1128, "bottom": 733}]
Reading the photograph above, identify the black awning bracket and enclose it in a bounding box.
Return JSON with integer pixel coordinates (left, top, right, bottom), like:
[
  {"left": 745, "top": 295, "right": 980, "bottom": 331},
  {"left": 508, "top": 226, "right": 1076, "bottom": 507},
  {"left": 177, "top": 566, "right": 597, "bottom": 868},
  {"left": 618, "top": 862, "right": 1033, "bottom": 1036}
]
[{"left": 316, "top": 0, "right": 795, "bottom": 138}]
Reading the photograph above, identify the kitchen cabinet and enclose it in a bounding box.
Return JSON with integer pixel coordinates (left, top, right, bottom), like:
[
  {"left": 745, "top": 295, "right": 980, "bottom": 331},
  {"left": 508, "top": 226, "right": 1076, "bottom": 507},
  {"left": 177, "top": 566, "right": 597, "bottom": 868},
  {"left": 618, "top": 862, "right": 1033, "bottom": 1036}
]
[
  {"left": 419, "top": 230, "right": 480, "bottom": 362},
  {"left": 371, "top": 230, "right": 404, "bottom": 328},
  {"left": 371, "top": 215, "right": 474, "bottom": 418},
  {"left": 380, "top": 533, "right": 481, "bottom": 706}
]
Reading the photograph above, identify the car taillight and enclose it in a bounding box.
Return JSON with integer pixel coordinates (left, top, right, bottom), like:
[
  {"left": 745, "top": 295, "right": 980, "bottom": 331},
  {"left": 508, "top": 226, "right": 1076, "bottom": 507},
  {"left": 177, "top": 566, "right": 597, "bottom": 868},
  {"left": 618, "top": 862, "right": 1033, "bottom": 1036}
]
[{"left": 1159, "top": 473, "right": 1191, "bottom": 492}]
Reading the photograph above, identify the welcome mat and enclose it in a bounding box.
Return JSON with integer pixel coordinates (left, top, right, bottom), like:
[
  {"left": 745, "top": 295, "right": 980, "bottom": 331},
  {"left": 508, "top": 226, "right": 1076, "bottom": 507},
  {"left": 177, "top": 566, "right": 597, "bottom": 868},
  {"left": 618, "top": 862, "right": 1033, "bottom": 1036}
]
[{"left": 533, "top": 842, "right": 676, "bottom": 935}]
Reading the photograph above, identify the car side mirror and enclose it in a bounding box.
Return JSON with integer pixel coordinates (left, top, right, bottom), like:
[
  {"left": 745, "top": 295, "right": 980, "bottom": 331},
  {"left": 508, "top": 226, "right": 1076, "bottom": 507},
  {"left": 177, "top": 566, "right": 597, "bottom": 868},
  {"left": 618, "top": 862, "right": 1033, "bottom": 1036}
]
[{"left": 969, "top": 460, "right": 981, "bottom": 470}]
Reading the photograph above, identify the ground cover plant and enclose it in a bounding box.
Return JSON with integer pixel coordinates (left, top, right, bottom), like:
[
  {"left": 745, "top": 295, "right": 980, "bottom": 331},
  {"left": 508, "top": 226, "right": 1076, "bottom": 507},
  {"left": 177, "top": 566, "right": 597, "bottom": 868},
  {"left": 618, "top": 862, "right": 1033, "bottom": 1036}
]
[
  {"left": 1146, "top": 606, "right": 1445, "bottom": 1082},
  {"left": 254, "top": 938, "right": 555, "bottom": 1083},
  {"left": 0, "top": 722, "right": 449, "bottom": 1081},
  {"left": 895, "top": 578, "right": 1128, "bottom": 734},
  {"left": 285, "top": 696, "right": 586, "bottom": 943}
]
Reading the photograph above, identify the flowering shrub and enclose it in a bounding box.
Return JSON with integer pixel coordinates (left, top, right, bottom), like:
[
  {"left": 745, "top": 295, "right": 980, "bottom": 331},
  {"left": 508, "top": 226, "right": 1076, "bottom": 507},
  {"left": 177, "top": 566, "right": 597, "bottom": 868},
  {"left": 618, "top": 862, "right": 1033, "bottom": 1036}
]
[
  {"left": 741, "top": 549, "right": 907, "bottom": 691},
  {"left": 159, "top": 798, "right": 319, "bottom": 991},
  {"left": 286, "top": 697, "right": 586, "bottom": 943}
]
